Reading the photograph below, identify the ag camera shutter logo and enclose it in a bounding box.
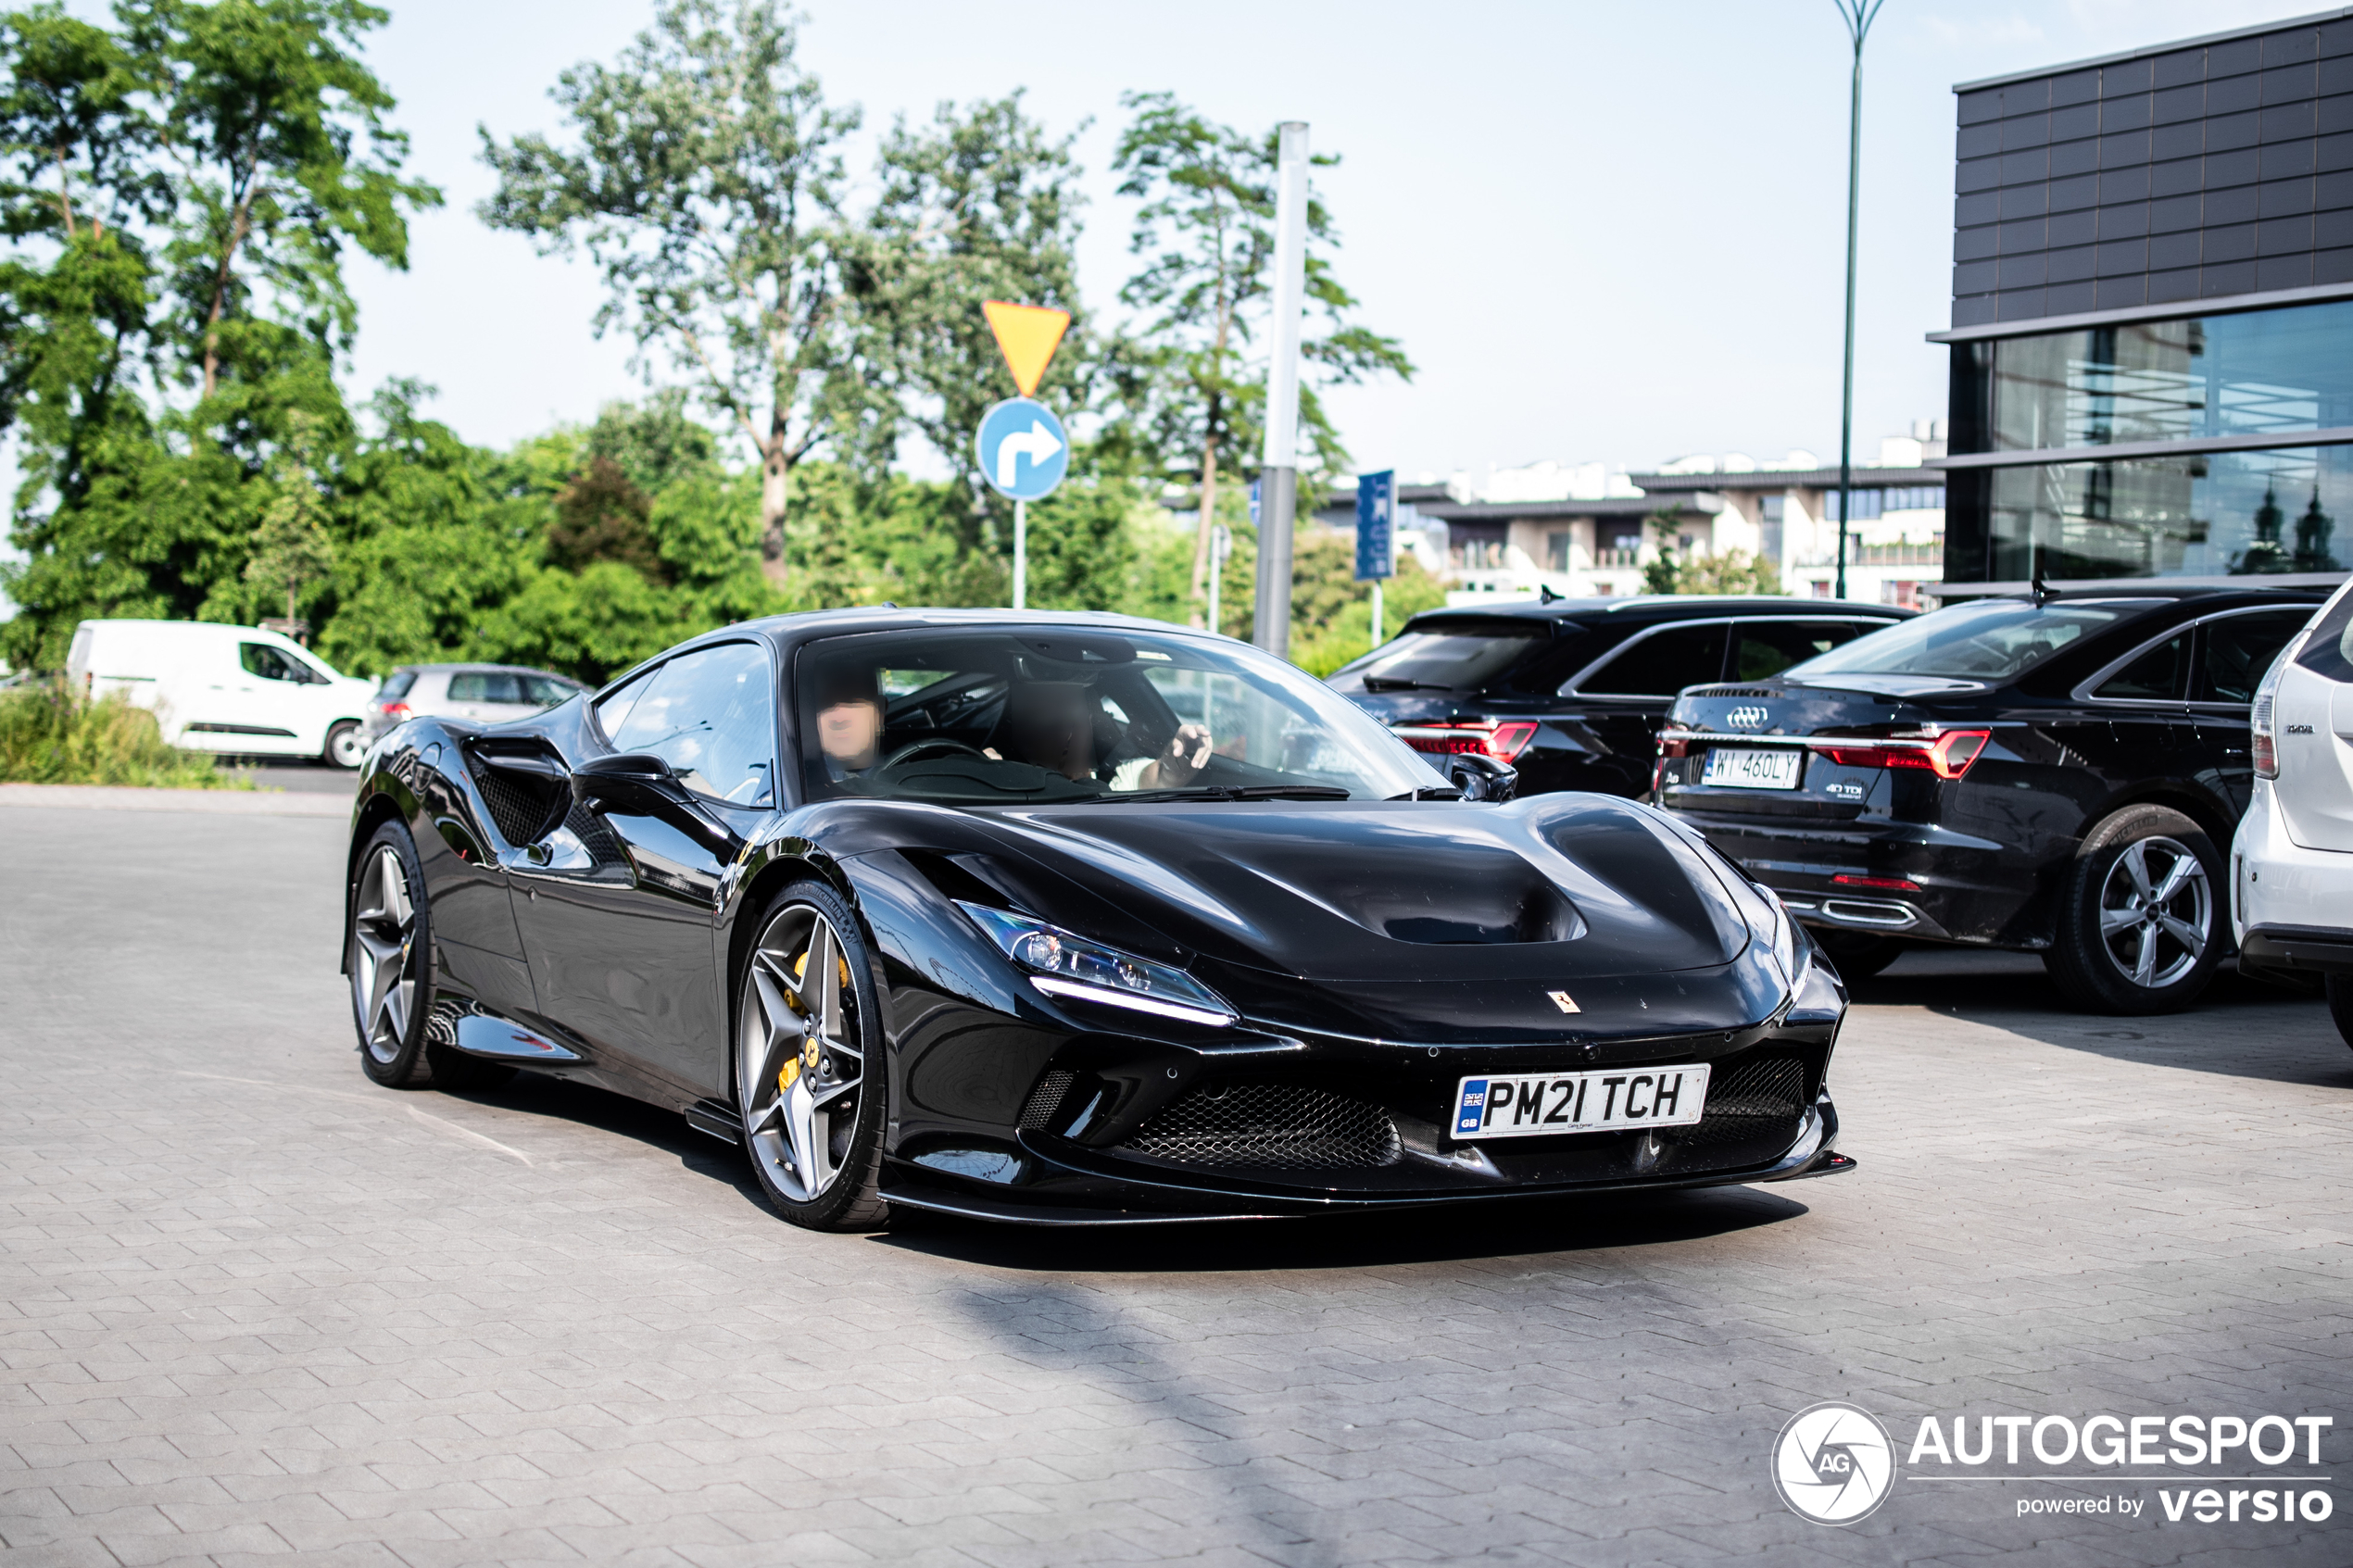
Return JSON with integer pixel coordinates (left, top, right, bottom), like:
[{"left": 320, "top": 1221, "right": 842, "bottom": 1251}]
[{"left": 1772, "top": 1401, "right": 1895, "bottom": 1524}]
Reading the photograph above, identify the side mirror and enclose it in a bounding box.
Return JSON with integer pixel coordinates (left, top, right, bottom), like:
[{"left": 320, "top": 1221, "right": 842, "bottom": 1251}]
[
  {"left": 573, "top": 750, "right": 675, "bottom": 806},
  {"left": 1447, "top": 753, "right": 1518, "bottom": 803}
]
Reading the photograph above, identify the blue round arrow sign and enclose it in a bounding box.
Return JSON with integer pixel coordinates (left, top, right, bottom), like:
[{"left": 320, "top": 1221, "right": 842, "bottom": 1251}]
[{"left": 975, "top": 397, "right": 1069, "bottom": 502}]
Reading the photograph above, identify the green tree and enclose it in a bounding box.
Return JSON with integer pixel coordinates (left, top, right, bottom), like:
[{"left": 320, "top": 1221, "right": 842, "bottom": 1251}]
[
  {"left": 240, "top": 402, "right": 333, "bottom": 623},
  {"left": 132, "top": 0, "right": 440, "bottom": 411},
  {"left": 1113, "top": 93, "right": 1413, "bottom": 613},
  {"left": 862, "top": 91, "right": 1087, "bottom": 578},
  {"left": 0, "top": 0, "right": 436, "bottom": 669},
  {"left": 1641, "top": 504, "right": 1779, "bottom": 596},
  {"left": 479, "top": 0, "right": 864, "bottom": 583}
]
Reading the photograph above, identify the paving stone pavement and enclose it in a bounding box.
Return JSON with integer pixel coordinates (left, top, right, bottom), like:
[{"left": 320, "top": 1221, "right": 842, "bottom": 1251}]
[{"left": 3, "top": 803, "right": 2349, "bottom": 1568}]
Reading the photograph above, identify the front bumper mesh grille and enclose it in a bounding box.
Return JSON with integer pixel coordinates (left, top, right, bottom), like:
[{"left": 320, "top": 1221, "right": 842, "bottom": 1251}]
[
  {"left": 1671, "top": 1055, "right": 1807, "bottom": 1153},
  {"left": 1120, "top": 1082, "right": 1402, "bottom": 1171}
]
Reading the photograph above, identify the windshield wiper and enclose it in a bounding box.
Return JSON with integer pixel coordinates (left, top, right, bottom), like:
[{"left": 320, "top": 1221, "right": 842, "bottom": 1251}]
[
  {"left": 1358, "top": 676, "right": 1454, "bottom": 692},
  {"left": 1085, "top": 784, "right": 1353, "bottom": 803}
]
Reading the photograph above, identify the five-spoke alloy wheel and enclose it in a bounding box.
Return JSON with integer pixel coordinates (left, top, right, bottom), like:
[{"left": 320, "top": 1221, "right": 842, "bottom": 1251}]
[
  {"left": 736, "top": 882, "right": 888, "bottom": 1230},
  {"left": 2045, "top": 805, "right": 2224, "bottom": 1014},
  {"left": 350, "top": 822, "right": 440, "bottom": 1085}
]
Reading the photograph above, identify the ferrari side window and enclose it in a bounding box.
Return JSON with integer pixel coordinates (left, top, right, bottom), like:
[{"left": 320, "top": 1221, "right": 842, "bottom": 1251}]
[{"left": 609, "top": 641, "right": 776, "bottom": 806}]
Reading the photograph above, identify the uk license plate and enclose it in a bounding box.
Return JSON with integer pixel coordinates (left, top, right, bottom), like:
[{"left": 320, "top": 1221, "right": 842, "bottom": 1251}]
[
  {"left": 1453, "top": 1064, "right": 1712, "bottom": 1141},
  {"left": 1703, "top": 746, "right": 1803, "bottom": 790}
]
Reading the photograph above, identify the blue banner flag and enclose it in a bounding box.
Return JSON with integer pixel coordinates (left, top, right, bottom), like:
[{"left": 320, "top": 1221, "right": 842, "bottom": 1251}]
[{"left": 1355, "top": 470, "right": 1395, "bottom": 582}]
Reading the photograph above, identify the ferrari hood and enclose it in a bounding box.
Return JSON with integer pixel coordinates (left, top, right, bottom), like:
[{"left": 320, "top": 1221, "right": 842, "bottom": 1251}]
[{"left": 958, "top": 794, "right": 1755, "bottom": 986}]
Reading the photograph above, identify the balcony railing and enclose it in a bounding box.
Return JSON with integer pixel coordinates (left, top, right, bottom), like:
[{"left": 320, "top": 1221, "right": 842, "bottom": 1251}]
[{"left": 1794, "top": 542, "right": 1944, "bottom": 568}]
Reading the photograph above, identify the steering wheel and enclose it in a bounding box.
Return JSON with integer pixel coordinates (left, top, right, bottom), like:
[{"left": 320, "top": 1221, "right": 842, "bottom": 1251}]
[{"left": 878, "top": 737, "right": 991, "bottom": 771}]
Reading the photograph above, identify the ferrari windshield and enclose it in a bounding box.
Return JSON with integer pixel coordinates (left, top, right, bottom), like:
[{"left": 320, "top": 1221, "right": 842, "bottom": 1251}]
[
  {"left": 795, "top": 625, "right": 1448, "bottom": 806},
  {"left": 1786, "top": 598, "right": 2157, "bottom": 683}
]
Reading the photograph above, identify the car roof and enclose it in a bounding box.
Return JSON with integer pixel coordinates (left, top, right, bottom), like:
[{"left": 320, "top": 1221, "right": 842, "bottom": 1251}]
[
  {"left": 391, "top": 662, "right": 585, "bottom": 679},
  {"left": 1401, "top": 595, "right": 1914, "bottom": 630}
]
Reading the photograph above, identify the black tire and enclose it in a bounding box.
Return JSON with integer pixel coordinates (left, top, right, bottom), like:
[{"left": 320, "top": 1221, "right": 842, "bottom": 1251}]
[
  {"left": 2328, "top": 974, "right": 2353, "bottom": 1050},
  {"left": 323, "top": 720, "right": 366, "bottom": 770},
  {"left": 733, "top": 879, "right": 890, "bottom": 1231},
  {"left": 2043, "top": 805, "right": 2226, "bottom": 1015},
  {"left": 1812, "top": 930, "right": 1906, "bottom": 981},
  {"left": 349, "top": 820, "right": 512, "bottom": 1091}
]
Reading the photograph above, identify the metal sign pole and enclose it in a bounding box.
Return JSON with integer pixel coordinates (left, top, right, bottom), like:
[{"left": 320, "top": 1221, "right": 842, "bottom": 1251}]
[
  {"left": 1013, "top": 499, "right": 1027, "bottom": 611},
  {"left": 1253, "top": 122, "right": 1310, "bottom": 658}
]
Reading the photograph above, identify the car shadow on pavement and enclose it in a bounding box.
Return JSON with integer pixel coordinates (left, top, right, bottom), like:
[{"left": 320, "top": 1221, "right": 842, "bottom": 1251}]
[
  {"left": 443, "top": 1071, "right": 774, "bottom": 1207},
  {"left": 873, "top": 1182, "right": 1811, "bottom": 1274},
  {"left": 1847, "top": 946, "right": 2353, "bottom": 1090}
]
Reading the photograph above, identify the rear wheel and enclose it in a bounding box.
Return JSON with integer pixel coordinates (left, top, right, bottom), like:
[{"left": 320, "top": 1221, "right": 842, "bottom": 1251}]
[
  {"left": 349, "top": 821, "right": 510, "bottom": 1090},
  {"left": 1812, "top": 930, "right": 1905, "bottom": 981},
  {"left": 2044, "top": 805, "right": 2224, "bottom": 1015},
  {"left": 735, "top": 881, "right": 889, "bottom": 1232},
  {"left": 2328, "top": 974, "right": 2353, "bottom": 1050}
]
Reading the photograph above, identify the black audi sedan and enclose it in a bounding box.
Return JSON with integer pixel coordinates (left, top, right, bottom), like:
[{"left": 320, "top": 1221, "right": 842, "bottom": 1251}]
[
  {"left": 1329, "top": 596, "right": 1912, "bottom": 797},
  {"left": 1656, "top": 585, "right": 2327, "bottom": 1013},
  {"left": 344, "top": 608, "right": 1853, "bottom": 1232}
]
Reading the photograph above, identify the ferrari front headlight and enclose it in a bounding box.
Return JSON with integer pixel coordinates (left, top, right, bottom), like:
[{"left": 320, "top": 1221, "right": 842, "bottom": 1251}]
[{"left": 956, "top": 903, "right": 1237, "bottom": 1027}]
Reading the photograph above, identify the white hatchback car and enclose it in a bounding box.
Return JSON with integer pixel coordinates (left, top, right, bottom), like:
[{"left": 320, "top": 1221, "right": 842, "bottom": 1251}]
[
  {"left": 360, "top": 663, "right": 586, "bottom": 745},
  {"left": 2233, "top": 579, "right": 2353, "bottom": 1046}
]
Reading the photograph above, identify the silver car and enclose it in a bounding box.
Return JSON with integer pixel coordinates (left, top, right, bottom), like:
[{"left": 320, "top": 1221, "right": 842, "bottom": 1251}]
[{"left": 361, "top": 663, "right": 586, "bottom": 744}]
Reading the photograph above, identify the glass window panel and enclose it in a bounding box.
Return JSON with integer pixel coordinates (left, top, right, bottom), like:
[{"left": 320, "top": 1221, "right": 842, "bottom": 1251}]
[
  {"left": 240, "top": 643, "right": 304, "bottom": 682},
  {"left": 2094, "top": 633, "right": 2186, "bottom": 700},
  {"left": 1987, "top": 445, "right": 2353, "bottom": 580},
  {"left": 1985, "top": 298, "right": 2353, "bottom": 451},
  {"left": 1338, "top": 629, "right": 1543, "bottom": 691},
  {"left": 795, "top": 629, "right": 1444, "bottom": 805},
  {"left": 610, "top": 641, "right": 776, "bottom": 805},
  {"left": 521, "top": 675, "right": 577, "bottom": 707},
  {"left": 1730, "top": 620, "right": 1869, "bottom": 682},
  {"left": 2195, "top": 609, "right": 2314, "bottom": 704},
  {"left": 1575, "top": 624, "right": 1726, "bottom": 696}
]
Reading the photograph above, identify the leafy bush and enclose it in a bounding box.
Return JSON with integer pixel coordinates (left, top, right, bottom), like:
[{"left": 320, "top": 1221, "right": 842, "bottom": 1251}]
[{"left": 0, "top": 685, "right": 244, "bottom": 788}]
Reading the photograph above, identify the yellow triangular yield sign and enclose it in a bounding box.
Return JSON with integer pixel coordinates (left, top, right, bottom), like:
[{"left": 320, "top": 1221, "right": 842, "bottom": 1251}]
[{"left": 982, "top": 300, "right": 1071, "bottom": 398}]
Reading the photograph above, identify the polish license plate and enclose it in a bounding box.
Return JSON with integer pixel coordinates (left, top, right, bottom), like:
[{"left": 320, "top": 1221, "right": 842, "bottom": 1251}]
[
  {"left": 1453, "top": 1064, "right": 1712, "bottom": 1141},
  {"left": 1703, "top": 746, "right": 1803, "bottom": 789}
]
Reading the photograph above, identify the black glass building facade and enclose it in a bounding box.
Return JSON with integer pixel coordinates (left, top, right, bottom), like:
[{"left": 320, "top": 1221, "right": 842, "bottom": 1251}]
[{"left": 1936, "top": 9, "right": 2353, "bottom": 586}]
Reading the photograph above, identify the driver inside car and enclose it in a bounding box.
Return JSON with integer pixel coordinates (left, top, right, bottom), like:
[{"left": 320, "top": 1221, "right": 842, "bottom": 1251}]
[{"left": 813, "top": 666, "right": 886, "bottom": 782}]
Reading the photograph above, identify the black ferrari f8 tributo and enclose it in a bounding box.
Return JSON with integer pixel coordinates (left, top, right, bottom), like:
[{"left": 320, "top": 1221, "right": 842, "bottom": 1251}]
[{"left": 342, "top": 608, "right": 1854, "bottom": 1228}]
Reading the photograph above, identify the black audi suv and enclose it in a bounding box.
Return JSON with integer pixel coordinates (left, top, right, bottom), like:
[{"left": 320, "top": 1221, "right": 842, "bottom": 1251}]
[
  {"left": 1329, "top": 596, "right": 1912, "bottom": 797},
  {"left": 1655, "top": 585, "right": 2327, "bottom": 1012}
]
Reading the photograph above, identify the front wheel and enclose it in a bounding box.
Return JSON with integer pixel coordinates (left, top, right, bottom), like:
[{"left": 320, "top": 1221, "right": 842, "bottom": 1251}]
[
  {"left": 2044, "top": 805, "right": 2224, "bottom": 1015},
  {"left": 324, "top": 720, "right": 365, "bottom": 770},
  {"left": 735, "top": 881, "right": 889, "bottom": 1231}
]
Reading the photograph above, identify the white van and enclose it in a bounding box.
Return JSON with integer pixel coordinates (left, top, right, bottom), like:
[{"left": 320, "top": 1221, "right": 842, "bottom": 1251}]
[{"left": 65, "top": 620, "right": 380, "bottom": 769}]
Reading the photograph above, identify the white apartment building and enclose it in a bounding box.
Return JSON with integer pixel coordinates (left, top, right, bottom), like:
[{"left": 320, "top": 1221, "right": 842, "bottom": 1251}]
[{"left": 1328, "top": 425, "right": 1947, "bottom": 608}]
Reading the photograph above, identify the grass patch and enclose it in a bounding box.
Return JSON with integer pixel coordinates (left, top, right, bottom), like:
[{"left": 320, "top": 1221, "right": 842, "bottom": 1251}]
[{"left": 0, "top": 684, "right": 248, "bottom": 788}]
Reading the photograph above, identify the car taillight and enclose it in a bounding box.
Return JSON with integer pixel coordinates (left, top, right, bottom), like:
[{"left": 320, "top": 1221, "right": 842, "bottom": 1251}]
[
  {"left": 1392, "top": 720, "right": 1540, "bottom": 762},
  {"left": 1656, "top": 723, "right": 1692, "bottom": 759},
  {"left": 2250, "top": 632, "right": 2306, "bottom": 781},
  {"left": 1809, "top": 728, "right": 1991, "bottom": 781},
  {"left": 380, "top": 701, "right": 411, "bottom": 720},
  {"left": 1831, "top": 873, "right": 1921, "bottom": 891}
]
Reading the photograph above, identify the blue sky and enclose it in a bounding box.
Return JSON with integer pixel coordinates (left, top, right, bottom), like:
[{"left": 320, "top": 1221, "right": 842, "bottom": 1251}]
[{"left": 47, "top": 2, "right": 2353, "bottom": 481}]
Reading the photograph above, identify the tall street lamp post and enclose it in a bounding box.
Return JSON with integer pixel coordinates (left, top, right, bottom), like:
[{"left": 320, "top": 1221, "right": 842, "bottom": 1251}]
[{"left": 1833, "top": 0, "right": 1885, "bottom": 602}]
